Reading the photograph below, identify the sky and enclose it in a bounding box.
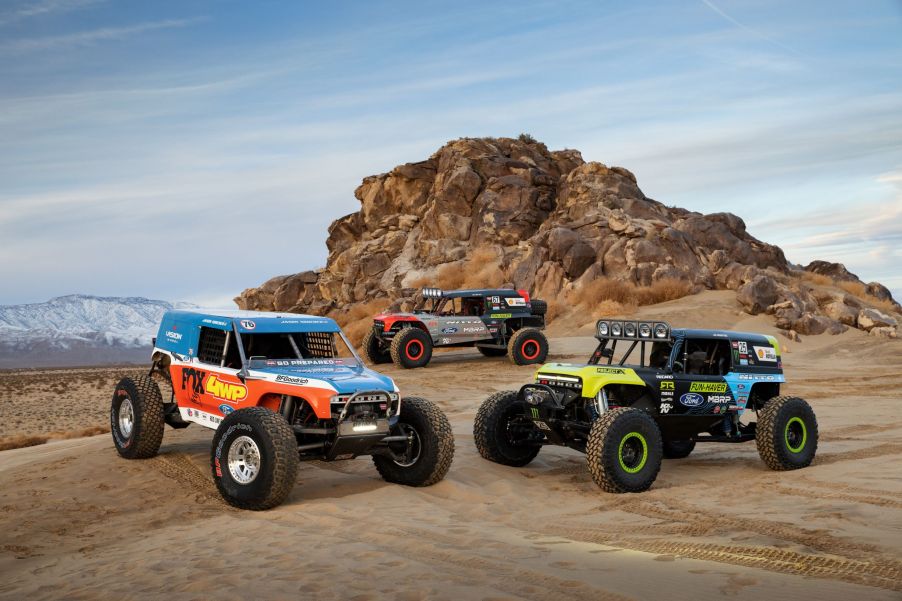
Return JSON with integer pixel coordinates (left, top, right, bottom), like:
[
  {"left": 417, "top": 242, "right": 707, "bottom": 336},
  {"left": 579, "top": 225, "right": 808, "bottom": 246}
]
[{"left": 1, "top": 0, "right": 900, "bottom": 307}]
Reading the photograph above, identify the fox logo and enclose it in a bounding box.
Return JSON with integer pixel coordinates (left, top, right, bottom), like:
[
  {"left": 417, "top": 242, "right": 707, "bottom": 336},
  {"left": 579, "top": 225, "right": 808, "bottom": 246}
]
[{"left": 204, "top": 375, "right": 247, "bottom": 403}]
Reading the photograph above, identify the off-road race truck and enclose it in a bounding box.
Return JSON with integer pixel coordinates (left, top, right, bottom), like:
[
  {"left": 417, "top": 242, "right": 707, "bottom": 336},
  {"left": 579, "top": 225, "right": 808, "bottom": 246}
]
[
  {"left": 110, "top": 309, "right": 454, "bottom": 510},
  {"left": 474, "top": 319, "right": 818, "bottom": 493},
  {"left": 363, "top": 287, "right": 549, "bottom": 369}
]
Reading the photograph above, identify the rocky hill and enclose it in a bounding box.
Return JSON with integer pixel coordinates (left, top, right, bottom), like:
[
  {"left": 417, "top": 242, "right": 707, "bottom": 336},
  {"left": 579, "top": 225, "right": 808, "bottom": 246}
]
[{"left": 236, "top": 136, "right": 900, "bottom": 339}]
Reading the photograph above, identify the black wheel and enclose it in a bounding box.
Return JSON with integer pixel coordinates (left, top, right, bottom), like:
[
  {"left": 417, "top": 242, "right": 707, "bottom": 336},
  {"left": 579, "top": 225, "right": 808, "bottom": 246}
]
[
  {"left": 477, "top": 346, "right": 507, "bottom": 357},
  {"left": 111, "top": 375, "right": 165, "bottom": 459},
  {"left": 373, "top": 397, "right": 454, "bottom": 486},
  {"left": 473, "top": 390, "right": 542, "bottom": 466},
  {"left": 756, "top": 396, "right": 818, "bottom": 471},
  {"left": 586, "top": 408, "right": 663, "bottom": 493},
  {"left": 507, "top": 328, "right": 549, "bottom": 365},
  {"left": 362, "top": 328, "right": 391, "bottom": 364},
  {"left": 390, "top": 327, "right": 433, "bottom": 368},
  {"left": 211, "top": 407, "right": 299, "bottom": 510},
  {"left": 530, "top": 299, "right": 548, "bottom": 316},
  {"left": 663, "top": 439, "right": 696, "bottom": 459}
]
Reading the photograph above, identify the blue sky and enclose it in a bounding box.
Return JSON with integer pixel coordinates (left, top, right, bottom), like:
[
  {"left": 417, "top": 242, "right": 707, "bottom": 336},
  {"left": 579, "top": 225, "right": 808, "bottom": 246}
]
[{"left": 1, "top": 0, "right": 900, "bottom": 307}]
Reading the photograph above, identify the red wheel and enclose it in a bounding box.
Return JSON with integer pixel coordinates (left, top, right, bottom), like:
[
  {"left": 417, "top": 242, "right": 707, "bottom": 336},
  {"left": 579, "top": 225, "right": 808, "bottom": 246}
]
[
  {"left": 520, "top": 340, "right": 540, "bottom": 361},
  {"left": 405, "top": 339, "right": 424, "bottom": 360},
  {"left": 508, "top": 329, "right": 549, "bottom": 365}
]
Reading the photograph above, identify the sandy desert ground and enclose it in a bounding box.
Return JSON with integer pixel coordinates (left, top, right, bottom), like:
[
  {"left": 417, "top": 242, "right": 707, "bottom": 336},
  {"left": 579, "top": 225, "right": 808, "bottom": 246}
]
[{"left": 1, "top": 291, "right": 901, "bottom": 600}]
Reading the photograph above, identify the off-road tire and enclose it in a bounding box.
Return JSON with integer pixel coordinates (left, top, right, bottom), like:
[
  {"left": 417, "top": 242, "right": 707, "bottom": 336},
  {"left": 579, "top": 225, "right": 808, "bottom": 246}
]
[
  {"left": 111, "top": 375, "right": 165, "bottom": 459},
  {"left": 474, "top": 390, "right": 541, "bottom": 466},
  {"left": 756, "top": 395, "right": 818, "bottom": 471},
  {"left": 507, "top": 328, "right": 549, "bottom": 365},
  {"left": 390, "top": 327, "right": 433, "bottom": 369},
  {"left": 530, "top": 299, "right": 548, "bottom": 316},
  {"left": 211, "top": 407, "right": 299, "bottom": 510},
  {"left": 477, "top": 346, "right": 507, "bottom": 357},
  {"left": 362, "top": 328, "right": 391, "bottom": 364},
  {"left": 586, "top": 407, "right": 663, "bottom": 493},
  {"left": 663, "top": 439, "right": 696, "bottom": 459},
  {"left": 373, "top": 397, "right": 454, "bottom": 486}
]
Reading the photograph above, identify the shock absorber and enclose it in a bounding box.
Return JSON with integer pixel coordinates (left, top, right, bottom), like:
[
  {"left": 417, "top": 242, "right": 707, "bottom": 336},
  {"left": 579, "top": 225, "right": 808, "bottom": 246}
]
[{"left": 588, "top": 388, "right": 609, "bottom": 421}]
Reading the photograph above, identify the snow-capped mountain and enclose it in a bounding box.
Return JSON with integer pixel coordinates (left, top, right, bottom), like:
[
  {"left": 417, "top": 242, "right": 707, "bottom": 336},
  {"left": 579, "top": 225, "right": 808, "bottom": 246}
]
[{"left": 0, "top": 295, "right": 198, "bottom": 368}]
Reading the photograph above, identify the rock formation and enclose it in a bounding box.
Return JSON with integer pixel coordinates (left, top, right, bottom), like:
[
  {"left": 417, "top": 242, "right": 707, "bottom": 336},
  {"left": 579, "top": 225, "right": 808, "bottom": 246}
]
[{"left": 236, "top": 136, "right": 900, "bottom": 338}]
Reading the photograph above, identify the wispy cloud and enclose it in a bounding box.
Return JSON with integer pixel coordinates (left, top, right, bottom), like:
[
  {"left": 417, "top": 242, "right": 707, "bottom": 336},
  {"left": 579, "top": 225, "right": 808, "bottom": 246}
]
[
  {"left": 0, "top": 0, "right": 104, "bottom": 26},
  {"left": 700, "top": 0, "right": 801, "bottom": 55},
  {"left": 0, "top": 18, "right": 202, "bottom": 54}
]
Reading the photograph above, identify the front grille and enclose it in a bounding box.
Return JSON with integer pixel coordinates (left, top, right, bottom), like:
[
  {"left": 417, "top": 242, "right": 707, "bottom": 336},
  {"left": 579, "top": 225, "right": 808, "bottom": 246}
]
[
  {"left": 374, "top": 320, "right": 385, "bottom": 331},
  {"left": 536, "top": 374, "right": 582, "bottom": 390}
]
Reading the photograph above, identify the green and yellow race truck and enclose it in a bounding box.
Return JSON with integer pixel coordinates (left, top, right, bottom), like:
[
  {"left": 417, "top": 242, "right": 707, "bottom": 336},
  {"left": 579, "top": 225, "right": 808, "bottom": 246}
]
[{"left": 473, "top": 320, "right": 817, "bottom": 493}]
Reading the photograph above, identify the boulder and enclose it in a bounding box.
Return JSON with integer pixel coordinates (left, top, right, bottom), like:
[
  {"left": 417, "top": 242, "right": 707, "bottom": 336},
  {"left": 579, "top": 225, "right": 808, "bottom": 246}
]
[
  {"left": 793, "top": 313, "right": 847, "bottom": 336},
  {"left": 737, "top": 275, "right": 778, "bottom": 315},
  {"left": 869, "top": 326, "right": 898, "bottom": 339},
  {"left": 804, "top": 260, "right": 859, "bottom": 282},
  {"left": 823, "top": 301, "right": 858, "bottom": 327},
  {"left": 858, "top": 308, "right": 897, "bottom": 331}
]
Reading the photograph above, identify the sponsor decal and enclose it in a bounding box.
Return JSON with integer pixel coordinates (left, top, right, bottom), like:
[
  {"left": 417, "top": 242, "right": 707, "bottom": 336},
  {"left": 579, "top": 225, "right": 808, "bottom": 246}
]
[
  {"left": 240, "top": 320, "right": 256, "bottom": 330},
  {"left": 493, "top": 313, "right": 512, "bottom": 318},
  {"left": 268, "top": 359, "right": 342, "bottom": 366},
  {"left": 731, "top": 341, "right": 739, "bottom": 348},
  {"left": 530, "top": 407, "right": 540, "bottom": 419},
  {"left": 660, "top": 381, "right": 675, "bottom": 390},
  {"left": 655, "top": 374, "right": 674, "bottom": 380},
  {"left": 181, "top": 367, "right": 207, "bottom": 403},
  {"left": 714, "top": 405, "right": 721, "bottom": 414},
  {"left": 505, "top": 297, "right": 527, "bottom": 307},
  {"left": 738, "top": 384, "right": 747, "bottom": 390},
  {"left": 661, "top": 391, "right": 674, "bottom": 397},
  {"left": 596, "top": 367, "right": 626, "bottom": 375},
  {"left": 740, "top": 359, "right": 748, "bottom": 366},
  {"left": 708, "top": 395, "right": 732, "bottom": 403},
  {"left": 205, "top": 376, "right": 248, "bottom": 402},
  {"left": 754, "top": 346, "right": 777, "bottom": 362},
  {"left": 165, "top": 330, "right": 183, "bottom": 341},
  {"left": 689, "top": 382, "right": 728, "bottom": 393},
  {"left": 427, "top": 321, "right": 438, "bottom": 327},
  {"left": 441, "top": 338, "right": 451, "bottom": 344},
  {"left": 441, "top": 327, "right": 458, "bottom": 334},
  {"left": 738, "top": 341, "right": 748, "bottom": 354},
  {"left": 679, "top": 392, "right": 705, "bottom": 407},
  {"left": 275, "top": 375, "right": 309, "bottom": 385},
  {"left": 218, "top": 404, "right": 234, "bottom": 415},
  {"left": 462, "top": 327, "right": 484, "bottom": 333},
  {"left": 202, "top": 318, "right": 229, "bottom": 326},
  {"left": 490, "top": 296, "right": 501, "bottom": 304},
  {"left": 660, "top": 402, "right": 673, "bottom": 414}
]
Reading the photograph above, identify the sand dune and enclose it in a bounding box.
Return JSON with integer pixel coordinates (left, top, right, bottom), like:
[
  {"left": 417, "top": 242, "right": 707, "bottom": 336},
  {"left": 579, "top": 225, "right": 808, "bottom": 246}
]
[{"left": 1, "top": 292, "right": 901, "bottom": 600}]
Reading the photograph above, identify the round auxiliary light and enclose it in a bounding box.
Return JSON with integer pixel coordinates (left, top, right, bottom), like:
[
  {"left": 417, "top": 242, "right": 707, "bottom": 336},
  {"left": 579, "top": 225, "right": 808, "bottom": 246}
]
[
  {"left": 624, "top": 322, "right": 637, "bottom": 337},
  {"left": 639, "top": 323, "right": 652, "bottom": 338},
  {"left": 654, "top": 323, "right": 668, "bottom": 339},
  {"left": 597, "top": 321, "right": 610, "bottom": 337},
  {"left": 611, "top": 322, "right": 623, "bottom": 337}
]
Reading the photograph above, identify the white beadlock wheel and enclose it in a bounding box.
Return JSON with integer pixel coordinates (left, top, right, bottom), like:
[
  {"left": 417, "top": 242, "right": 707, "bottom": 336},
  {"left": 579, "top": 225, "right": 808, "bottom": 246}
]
[
  {"left": 227, "top": 435, "right": 262, "bottom": 484},
  {"left": 118, "top": 398, "right": 135, "bottom": 438}
]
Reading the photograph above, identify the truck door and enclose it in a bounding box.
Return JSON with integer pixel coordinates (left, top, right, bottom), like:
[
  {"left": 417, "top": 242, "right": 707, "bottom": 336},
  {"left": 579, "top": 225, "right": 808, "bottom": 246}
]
[{"left": 670, "top": 337, "right": 734, "bottom": 415}]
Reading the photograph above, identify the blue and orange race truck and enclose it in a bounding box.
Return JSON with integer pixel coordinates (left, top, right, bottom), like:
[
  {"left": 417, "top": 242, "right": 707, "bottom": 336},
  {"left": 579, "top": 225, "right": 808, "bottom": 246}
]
[
  {"left": 474, "top": 319, "right": 818, "bottom": 493},
  {"left": 111, "top": 309, "right": 454, "bottom": 510}
]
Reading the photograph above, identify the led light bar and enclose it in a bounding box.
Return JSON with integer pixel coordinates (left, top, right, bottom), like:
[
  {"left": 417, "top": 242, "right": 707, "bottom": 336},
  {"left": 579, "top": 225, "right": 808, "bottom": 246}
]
[
  {"left": 421, "top": 287, "right": 444, "bottom": 298},
  {"left": 596, "top": 319, "right": 671, "bottom": 341}
]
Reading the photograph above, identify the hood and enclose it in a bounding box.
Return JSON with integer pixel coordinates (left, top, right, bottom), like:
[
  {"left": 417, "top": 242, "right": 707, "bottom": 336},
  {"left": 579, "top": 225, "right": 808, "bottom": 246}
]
[
  {"left": 254, "top": 362, "right": 397, "bottom": 394},
  {"left": 536, "top": 362, "right": 647, "bottom": 396}
]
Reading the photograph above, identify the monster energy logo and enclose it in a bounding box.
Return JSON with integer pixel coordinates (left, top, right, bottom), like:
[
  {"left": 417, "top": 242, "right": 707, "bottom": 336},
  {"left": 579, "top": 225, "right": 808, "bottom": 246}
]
[{"left": 530, "top": 407, "right": 540, "bottom": 418}]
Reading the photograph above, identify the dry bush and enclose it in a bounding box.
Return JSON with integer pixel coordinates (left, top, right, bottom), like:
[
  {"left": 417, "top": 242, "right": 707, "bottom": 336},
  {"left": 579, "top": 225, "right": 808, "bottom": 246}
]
[
  {"left": 567, "top": 277, "right": 692, "bottom": 312},
  {"left": 837, "top": 280, "right": 900, "bottom": 315},
  {"left": 329, "top": 299, "right": 390, "bottom": 347},
  {"left": 410, "top": 248, "right": 505, "bottom": 291},
  {"left": 800, "top": 271, "right": 832, "bottom": 286}
]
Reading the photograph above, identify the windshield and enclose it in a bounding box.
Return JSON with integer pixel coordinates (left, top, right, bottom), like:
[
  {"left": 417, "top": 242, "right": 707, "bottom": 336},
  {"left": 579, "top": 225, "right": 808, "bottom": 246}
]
[{"left": 242, "top": 331, "right": 360, "bottom": 368}]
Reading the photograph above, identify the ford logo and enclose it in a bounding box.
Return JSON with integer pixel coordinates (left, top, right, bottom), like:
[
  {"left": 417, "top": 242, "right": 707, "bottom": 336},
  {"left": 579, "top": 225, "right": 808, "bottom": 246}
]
[
  {"left": 441, "top": 327, "right": 458, "bottom": 334},
  {"left": 679, "top": 393, "right": 704, "bottom": 407},
  {"left": 218, "top": 404, "right": 234, "bottom": 415}
]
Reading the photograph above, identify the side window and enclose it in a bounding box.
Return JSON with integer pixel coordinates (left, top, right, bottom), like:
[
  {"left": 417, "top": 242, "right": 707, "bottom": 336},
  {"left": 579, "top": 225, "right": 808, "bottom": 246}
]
[
  {"left": 462, "top": 297, "right": 483, "bottom": 316},
  {"left": 197, "top": 327, "right": 227, "bottom": 365},
  {"left": 679, "top": 338, "right": 732, "bottom": 376}
]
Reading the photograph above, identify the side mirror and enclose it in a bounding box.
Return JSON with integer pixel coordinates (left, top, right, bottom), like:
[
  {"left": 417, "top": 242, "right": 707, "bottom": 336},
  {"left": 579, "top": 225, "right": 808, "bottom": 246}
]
[{"left": 237, "top": 367, "right": 247, "bottom": 383}]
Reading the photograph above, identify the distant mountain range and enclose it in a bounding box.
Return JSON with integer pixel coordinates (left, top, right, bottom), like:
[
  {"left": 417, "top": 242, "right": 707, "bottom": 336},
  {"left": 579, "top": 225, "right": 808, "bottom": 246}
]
[{"left": 0, "top": 295, "right": 197, "bottom": 369}]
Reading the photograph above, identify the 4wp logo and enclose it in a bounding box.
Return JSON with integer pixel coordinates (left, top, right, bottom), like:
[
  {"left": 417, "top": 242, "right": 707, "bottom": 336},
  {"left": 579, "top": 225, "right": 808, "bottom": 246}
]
[{"left": 182, "top": 367, "right": 248, "bottom": 403}]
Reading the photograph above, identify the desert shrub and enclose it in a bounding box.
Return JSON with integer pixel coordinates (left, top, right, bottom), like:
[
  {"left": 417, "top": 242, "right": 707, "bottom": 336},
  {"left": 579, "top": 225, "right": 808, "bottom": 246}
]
[
  {"left": 518, "top": 133, "right": 537, "bottom": 144},
  {"left": 410, "top": 248, "right": 505, "bottom": 291},
  {"left": 328, "top": 299, "right": 390, "bottom": 347},
  {"left": 800, "top": 271, "right": 832, "bottom": 286},
  {"left": 567, "top": 277, "right": 692, "bottom": 312},
  {"left": 837, "top": 280, "right": 900, "bottom": 315}
]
